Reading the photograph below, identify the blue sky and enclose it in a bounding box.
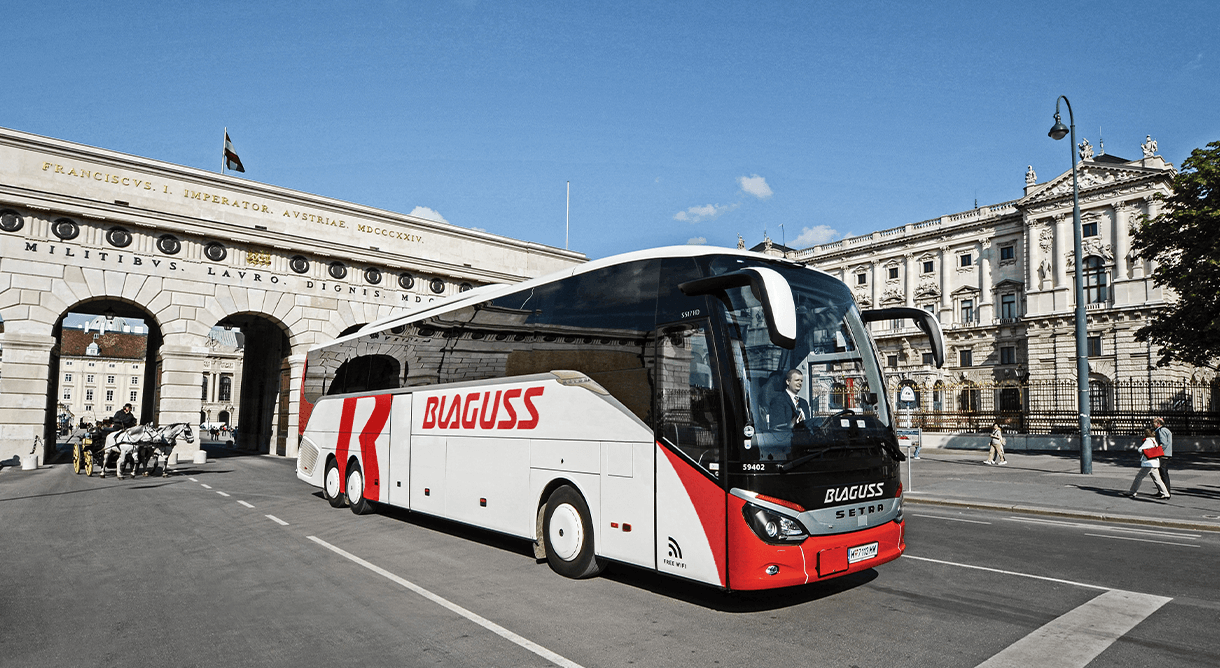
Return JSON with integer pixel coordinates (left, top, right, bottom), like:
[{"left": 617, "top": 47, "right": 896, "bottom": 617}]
[{"left": 5, "top": 1, "right": 1217, "bottom": 260}]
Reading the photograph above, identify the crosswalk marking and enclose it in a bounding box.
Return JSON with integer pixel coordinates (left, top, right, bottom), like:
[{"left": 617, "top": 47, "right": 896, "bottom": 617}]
[{"left": 976, "top": 589, "right": 1171, "bottom": 667}]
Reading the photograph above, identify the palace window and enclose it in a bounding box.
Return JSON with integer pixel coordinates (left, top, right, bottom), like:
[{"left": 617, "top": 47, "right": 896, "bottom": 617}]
[
  {"left": 1087, "top": 335, "right": 1103, "bottom": 357},
  {"left": 202, "top": 376, "right": 209, "bottom": 401},
  {"left": 86, "top": 389, "right": 94, "bottom": 401},
  {"left": 959, "top": 349, "right": 973, "bottom": 367},
  {"left": 922, "top": 353, "right": 934, "bottom": 366},
  {"left": 1000, "top": 245, "right": 1015, "bottom": 261},
  {"left": 107, "top": 375, "right": 115, "bottom": 385},
  {"left": 219, "top": 375, "right": 232, "bottom": 402},
  {"left": 1000, "top": 346, "right": 1017, "bottom": 365},
  {"left": 1082, "top": 221, "right": 1098, "bottom": 237},
  {"left": 888, "top": 267, "right": 899, "bottom": 279},
  {"left": 960, "top": 254, "right": 972, "bottom": 267},
  {"left": 922, "top": 260, "right": 934, "bottom": 274},
  {"left": 64, "top": 373, "right": 72, "bottom": 383},
  {"left": 105, "top": 390, "right": 114, "bottom": 402},
  {"left": 130, "top": 391, "right": 138, "bottom": 402},
  {"left": 856, "top": 273, "right": 867, "bottom": 285},
  {"left": 1001, "top": 294, "right": 1017, "bottom": 320},
  {"left": 960, "top": 299, "right": 975, "bottom": 324},
  {"left": 130, "top": 376, "right": 138, "bottom": 386},
  {"left": 63, "top": 388, "right": 71, "bottom": 400},
  {"left": 887, "top": 355, "right": 898, "bottom": 368},
  {"left": 86, "top": 375, "right": 94, "bottom": 384},
  {"left": 1083, "top": 256, "right": 1107, "bottom": 304}
]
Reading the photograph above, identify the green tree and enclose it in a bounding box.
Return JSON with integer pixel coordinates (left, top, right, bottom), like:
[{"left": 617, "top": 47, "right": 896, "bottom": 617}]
[{"left": 1131, "top": 140, "right": 1220, "bottom": 369}]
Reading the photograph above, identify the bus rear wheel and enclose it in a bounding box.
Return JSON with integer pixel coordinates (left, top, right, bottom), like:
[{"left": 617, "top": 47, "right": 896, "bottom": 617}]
[
  {"left": 324, "top": 459, "right": 346, "bottom": 508},
  {"left": 346, "top": 462, "right": 375, "bottom": 515},
  {"left": 543, "top": 486, "right": 604, "bottom": 579}
]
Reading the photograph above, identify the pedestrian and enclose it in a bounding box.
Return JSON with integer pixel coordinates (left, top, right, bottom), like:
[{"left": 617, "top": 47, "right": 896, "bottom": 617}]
[
  {"left": 984, "top": 422, "right": 1007, "bottom": 465},
  {"left": 1153, "top": 417, "right": 1173, "bottom": 495},
  {"left": 1126, "top": 429, "right": 1170, "bottom": 499}
]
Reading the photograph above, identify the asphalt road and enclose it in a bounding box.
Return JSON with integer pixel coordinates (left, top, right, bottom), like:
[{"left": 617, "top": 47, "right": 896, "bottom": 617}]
[{"left": 2, "top": 450, "right": 1217, "bottom": 668}]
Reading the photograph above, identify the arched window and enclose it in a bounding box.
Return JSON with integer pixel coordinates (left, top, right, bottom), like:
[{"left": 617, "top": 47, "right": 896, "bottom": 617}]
[
  {"left": 1083, "top": 256, "right": 1107, "bottom": 304},
  {"left": 219, "top": 375, "right": 232, "bottom": 402},
  {"left": 932, "top": 381, "right": 944, "bottom": 412},
  {"left": 1090, "top": 379, "right": 1112, "bottom": 413},
  {"left": 958, "top": 382, "right": 980, "bottom": 412}
]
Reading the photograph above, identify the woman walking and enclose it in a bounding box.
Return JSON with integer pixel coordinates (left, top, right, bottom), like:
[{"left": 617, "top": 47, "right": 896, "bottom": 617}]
[
  {"left": 985, "top": 422, "right": 1007, "bottom": 465},
  {"left": 1126, "top": 429, "right": 1170, "bottom": 499}
]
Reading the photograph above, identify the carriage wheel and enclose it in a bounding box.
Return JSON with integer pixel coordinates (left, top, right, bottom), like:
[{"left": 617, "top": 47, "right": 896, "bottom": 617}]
[
  {"left": 84, "top": 450, "right": 94, "bottom": 477},
  {"left": 73, "top": 444, "right": 82, "bottom": 474}
]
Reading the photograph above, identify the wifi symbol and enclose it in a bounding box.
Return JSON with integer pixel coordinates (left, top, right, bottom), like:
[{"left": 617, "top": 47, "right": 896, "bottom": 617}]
[{"left": 667, "top": 537, "right": 683, "bottom": 559}]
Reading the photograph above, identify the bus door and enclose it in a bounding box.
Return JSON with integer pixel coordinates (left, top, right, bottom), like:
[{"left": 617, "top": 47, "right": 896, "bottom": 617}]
[
  {"left": 385, "top": 392, "right": 412, "bottom": 507},
  {"left": 653, "top": 321, "right": 728, "bottom": 587}
]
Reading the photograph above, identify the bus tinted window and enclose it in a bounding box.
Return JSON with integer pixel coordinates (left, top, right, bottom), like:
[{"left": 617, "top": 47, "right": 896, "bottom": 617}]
[
  {"left": 655, "top": 323, "right": 722, "bottom": 476},
  {"left": 327, "top": 354, "right": 401, "bottom": 395}
]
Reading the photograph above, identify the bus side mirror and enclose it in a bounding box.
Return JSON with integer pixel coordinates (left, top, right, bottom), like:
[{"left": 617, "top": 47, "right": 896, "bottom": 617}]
[
  {"left": 860, "top": 307, "right": 946, "bottom": 368},
  {"left": 679, "top": 267, "right": 796, "bottom": 349}
]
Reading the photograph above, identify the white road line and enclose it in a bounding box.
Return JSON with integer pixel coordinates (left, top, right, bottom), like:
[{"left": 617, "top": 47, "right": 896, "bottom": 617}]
[
  {"left": 976, "top": 589, "right": 1171, "bottom": 668},
  {"left": 1084, "top": 533, "right": 1200, "bottom": 548},
  {"left": 1006, "top": 516, "right": 1200, "bottom": 539},
  {"left": 216, "top": 491, "right": 231, "bottom": 497},
  {"left": 904, "top": 555, "right": 1111, "bottom": 591},
  {"left": 188, "top": 478, "right": 198, "bottom": 482},
  {"left": 237, "top": 501, "right": 255, "bottom": 509},
  {"left": 266, "top": 515, "right": 289, "bottom": 526},
  {"left": 200, "top": 484, "right": 212, "bottom": 489},
  {"left": 911, "top": 513, "right": 992, "bottom": 524},
  {"left": 308, "top": 536, "right": 585, "bottom": 668}
]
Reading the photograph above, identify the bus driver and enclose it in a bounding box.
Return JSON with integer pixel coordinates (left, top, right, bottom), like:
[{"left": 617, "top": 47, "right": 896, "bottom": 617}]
[{"left": 768, "top": 369, "right": 810, "bottom": 431}]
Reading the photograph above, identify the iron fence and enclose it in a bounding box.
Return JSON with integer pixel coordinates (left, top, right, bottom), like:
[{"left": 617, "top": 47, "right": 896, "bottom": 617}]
[{"left": 895, "top": 378, "right": 1220, "bottom": 436}]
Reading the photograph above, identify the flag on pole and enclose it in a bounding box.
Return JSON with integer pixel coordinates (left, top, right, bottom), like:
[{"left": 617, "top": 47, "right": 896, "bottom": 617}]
[{"left": 223, "top": 131, "right": 245, "bottom": 173}]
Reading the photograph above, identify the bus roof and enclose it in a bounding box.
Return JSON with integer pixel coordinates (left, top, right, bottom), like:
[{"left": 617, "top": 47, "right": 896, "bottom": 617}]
[{"left": 312, "top": 245, "right": 831, "bottom": 352}]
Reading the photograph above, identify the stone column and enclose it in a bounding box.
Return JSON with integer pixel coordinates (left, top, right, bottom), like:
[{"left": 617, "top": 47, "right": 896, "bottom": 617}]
[
  {"left": 979, "top": 240, "right": 993, "bottom": 322},
  {"left": 1113, "top": 202, "right": 1131, "bottom": 281},
  {"left": 939, "top": 247, "right": 951, "bottom": 310},
  {"left": 1144, "top": 196, "right": 1161, "bottom": 275},
  {"left": 0, "top": 332, "right": 56, "bottom": 464},
  {"left": 871, "top": 262, "right": 880, "bottom": 310},
  {"left": 903, "top": 253, "right": 915, "bottom": 307},
  {"left": 283, "top": 352, "right": 308, "bottom": 458},
  {"left": 156, "top": 343, "right": 209, "bottom": 459},
  {"left": 1054, "top": 214, "right": 1071, "bottom": 290}
]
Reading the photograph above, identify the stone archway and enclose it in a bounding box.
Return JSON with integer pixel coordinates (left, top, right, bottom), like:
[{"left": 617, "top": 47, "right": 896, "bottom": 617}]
[
  {"left": 215, "top": 313, "right": 292, "bottom": 455},
  {"left": 45, "top": 299, "right": 164, "bottom": 463}
]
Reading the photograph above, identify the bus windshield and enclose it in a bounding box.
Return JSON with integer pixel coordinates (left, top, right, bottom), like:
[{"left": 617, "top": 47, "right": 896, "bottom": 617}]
[{"left": 708, "top": 258, "right": 894, "bottom": 467}]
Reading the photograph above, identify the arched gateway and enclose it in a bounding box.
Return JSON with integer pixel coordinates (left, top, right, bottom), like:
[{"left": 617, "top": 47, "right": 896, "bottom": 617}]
[{"left": 0, "top": 127, "right": 584, "bottom": 464}]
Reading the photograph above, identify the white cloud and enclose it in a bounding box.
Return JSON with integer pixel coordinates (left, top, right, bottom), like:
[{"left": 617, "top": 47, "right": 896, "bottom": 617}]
[
  {"left": 687, "top": 237, "right": 707, "bottom": 245},
  {"left": 674, "top": 203, "right": 738, "bottom": 223},
  {"left": 789, "top": 225, "right": 841, "bottom": 248},
  {"left": 410, "top": 206, "right": 448, "bottom": 224},
  {"left": 738, "top": 174, "right": 773, "bottom": 199}
]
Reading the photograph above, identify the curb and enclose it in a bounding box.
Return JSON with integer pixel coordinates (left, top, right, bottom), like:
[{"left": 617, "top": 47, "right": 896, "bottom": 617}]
[{"left": 905, "top": 496, "right": 1220, "bottom": 533}]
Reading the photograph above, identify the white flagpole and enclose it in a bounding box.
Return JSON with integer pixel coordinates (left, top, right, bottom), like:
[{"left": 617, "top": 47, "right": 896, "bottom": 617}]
[
  {"left": 222, "top": 127, "right": 227, "bottom": 174},
  {"left": 565, "top": 181, "right": 570, "bottom": 250}
]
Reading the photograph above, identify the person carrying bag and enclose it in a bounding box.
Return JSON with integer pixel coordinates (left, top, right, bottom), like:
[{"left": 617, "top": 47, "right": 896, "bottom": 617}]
[{"left": 1125, "top": 429, "right": 1170, "bottom": 499}]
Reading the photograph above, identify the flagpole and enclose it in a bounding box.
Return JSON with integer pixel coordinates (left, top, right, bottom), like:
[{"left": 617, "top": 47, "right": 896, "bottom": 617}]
[
  {"left": 221, "top": 127, "right": 227, "bottom": 174},
  {"left": 565, "top": 181, "right": 570, "bottom": 250}
]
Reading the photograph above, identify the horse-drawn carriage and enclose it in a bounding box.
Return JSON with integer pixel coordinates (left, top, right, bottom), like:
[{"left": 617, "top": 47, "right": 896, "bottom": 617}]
[{"left": 71, "top": 423, "right": 195, "bottom": 478}]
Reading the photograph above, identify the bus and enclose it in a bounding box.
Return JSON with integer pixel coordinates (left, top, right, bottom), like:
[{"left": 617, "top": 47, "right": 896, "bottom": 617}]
[{"left": 295, "top": 246, "right": 944, "bottom": 591}]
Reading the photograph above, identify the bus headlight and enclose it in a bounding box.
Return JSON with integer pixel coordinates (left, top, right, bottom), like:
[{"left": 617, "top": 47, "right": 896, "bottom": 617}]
[{"left": 743, "top": 504, "right": 808, "bottom": 544}]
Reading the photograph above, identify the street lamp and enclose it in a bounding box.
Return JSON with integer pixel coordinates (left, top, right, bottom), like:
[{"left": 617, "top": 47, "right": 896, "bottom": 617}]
[{"left": 1048, "top": 96, "right": 1093, "bottom": 474}]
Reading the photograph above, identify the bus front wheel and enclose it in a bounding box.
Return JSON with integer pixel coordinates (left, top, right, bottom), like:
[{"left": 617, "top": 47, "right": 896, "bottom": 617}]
[
  {"left": 324, "top": 459, "right": 346, "bottom": 508},
  {"left": 346, "top": 461, "right": 375, "bottom": 515},
  {"left": 543, "top": 486, "right": 604, "bottom": 579}
]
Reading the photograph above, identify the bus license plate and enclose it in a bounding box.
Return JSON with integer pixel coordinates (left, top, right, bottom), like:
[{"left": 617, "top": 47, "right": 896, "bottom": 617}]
[{"left": 848, "top": 542, "right": 878, "bottom": 564}]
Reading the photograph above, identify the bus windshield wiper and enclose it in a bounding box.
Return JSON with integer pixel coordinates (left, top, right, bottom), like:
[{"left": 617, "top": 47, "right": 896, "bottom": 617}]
[{"left": 779, "top": 452, "right": 821, "bottom": 472}]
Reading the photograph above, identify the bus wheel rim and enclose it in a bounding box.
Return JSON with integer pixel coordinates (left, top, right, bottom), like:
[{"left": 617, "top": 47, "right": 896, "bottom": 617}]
[
  {"left": 325, "top": 466, "right": 341, "bottom": 499},
  {"left": 348, "top": 470, "right": 363, "bottom": 502},
  {"left": 549, "top": 503, "right": 584, "bottom": 561}
]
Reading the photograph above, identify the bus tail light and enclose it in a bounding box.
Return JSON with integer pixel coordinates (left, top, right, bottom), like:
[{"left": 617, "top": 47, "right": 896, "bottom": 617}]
[
  {"left": 743, "top": 504, "right": 807, "bottom": 544},
  {"left": 896, "top": 482, "right": 903, "bottom": 498}
]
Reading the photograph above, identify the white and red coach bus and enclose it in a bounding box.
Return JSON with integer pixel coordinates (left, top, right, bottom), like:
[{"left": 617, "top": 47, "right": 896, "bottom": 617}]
[{"left": 296, "top": 246, "right": 943, "bottom": 590}]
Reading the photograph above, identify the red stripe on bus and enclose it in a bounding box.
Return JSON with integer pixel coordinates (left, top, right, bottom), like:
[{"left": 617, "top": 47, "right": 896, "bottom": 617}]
[
  {"left": 358, "top": 395, "right": 392, "bottom": 502},
  {"left": 335, "top": 397, "right": 358, "bottom": 494},
  {"left": 658, "top": 443, "right": 727, "bottom": 586}
]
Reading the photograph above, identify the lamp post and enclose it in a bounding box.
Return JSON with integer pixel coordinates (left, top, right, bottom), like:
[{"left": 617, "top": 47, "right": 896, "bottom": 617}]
[{"left": 1048, "top": 96, "right": 1092, "bottom": 474}]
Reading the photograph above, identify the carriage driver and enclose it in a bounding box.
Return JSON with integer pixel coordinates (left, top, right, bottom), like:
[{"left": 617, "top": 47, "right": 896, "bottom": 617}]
[{"left": 113, "top": 403, "right": 137, "bottom": 430}]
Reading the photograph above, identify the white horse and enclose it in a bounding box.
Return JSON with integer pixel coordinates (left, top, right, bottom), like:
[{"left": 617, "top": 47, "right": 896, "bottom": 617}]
[
  {"left": 101, "top": 423, "right": 194, "bottom": 479},
  {"left": 135, "top": 423, "right": 195, "bottom": 477}
]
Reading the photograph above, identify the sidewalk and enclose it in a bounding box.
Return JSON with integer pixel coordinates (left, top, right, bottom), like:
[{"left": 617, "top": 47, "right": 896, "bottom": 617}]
[{"left": 902, "top": 449, "right": 1220, "bottom": 532}]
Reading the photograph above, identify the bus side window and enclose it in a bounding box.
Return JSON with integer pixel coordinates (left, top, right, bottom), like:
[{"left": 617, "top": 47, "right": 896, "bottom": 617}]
[{"left": 655, "top": 323, "right": 722, "bottom": 476}]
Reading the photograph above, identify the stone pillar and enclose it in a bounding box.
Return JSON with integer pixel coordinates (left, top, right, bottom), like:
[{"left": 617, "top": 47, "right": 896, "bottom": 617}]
[
  {"left": 1026, "top": 219, "right": 1039, "bottom": 291},
  {"left": 938, "top": 247, "right": 951, "bottom": 309},
  {"left": 903, "top": 253, "right": 915, "bottom": 307},
  {"left": 871, "top": 262, "right": 880, "bottom": 311},
  {"left": 1054, "top": 214, "right": 1071, "bottom": 290},
  {"left": 156, "top": 343, "right": 209, "bottom": 459},
  {"left": 283, "top": 352, "right": 308, "bottom": 458},
  {"left": 0, "top": 332, "right": 56, "bottom": 464},
  {"left": 979, "top": 241, "right": 993, "bottom": 322},
  {"left": 1113, "top": 203, "right": 1131, "bottom": 281},
  {"left": 1144, "top": 196, "right": 1161, "bottom": 276}
]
